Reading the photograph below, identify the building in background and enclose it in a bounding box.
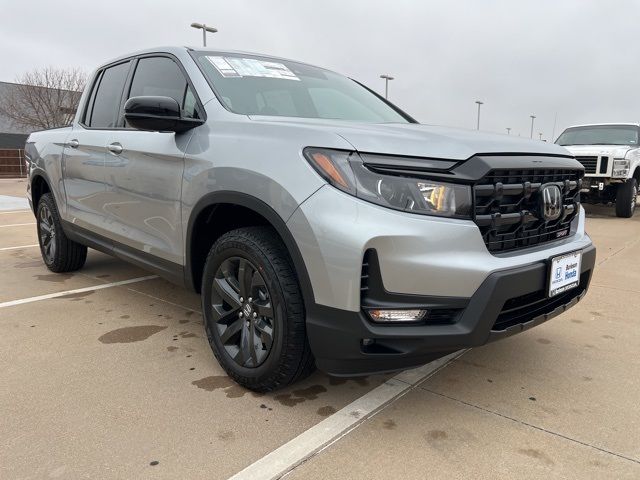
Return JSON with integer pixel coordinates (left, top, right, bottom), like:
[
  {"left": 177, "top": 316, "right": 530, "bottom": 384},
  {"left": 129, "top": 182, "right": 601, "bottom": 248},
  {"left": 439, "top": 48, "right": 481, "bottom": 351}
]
[
  {"left": 0, "top": 78, "right": 82, "bottom": 178},
  {"left": 0, "top": 82, "right": 30, "bottom": 178}
]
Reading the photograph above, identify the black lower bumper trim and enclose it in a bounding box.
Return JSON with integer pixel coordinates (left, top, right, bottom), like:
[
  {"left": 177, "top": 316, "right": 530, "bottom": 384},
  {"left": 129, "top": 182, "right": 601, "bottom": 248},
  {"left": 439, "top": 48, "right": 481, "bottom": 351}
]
[{"left": 306, "top": 245, "right": 596, "bottom": 376}]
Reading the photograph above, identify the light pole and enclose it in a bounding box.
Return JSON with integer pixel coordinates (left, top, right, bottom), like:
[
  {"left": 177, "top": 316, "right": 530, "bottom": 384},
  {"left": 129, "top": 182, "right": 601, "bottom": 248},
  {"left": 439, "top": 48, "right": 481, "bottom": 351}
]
[
  {"left": 380, "top": 74, "right": 394, "bottom": 99},
  {"left": 191, "top": 22, "right": 218, "bottom": 47},
  {"left": 538, "top": 132, "right": 543, "bottom": 140},
  {"left": 529, "top": 115, "right": 536, "bottom": 138},
  {"left": 475, "top": 101, "right": 484, "bottom": 130},
  {"left": 506, "top": 127, "right": 511, "bottom": 135}
]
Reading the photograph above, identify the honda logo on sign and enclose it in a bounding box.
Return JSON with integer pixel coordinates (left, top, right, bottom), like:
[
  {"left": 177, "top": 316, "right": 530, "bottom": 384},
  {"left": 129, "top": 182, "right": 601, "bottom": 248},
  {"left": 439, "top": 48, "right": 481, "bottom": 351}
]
[{"left": 540, "top": 184, "right": 562, "bottom": 221}]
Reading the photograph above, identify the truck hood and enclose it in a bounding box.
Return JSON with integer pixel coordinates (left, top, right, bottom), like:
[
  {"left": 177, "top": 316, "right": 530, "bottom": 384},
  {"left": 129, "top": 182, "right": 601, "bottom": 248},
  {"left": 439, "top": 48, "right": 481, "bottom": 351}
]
[
  {"left": 248, "top": 116, "right": 571, "bottom": 160},
  {"left": 561, "top": 144, "right": 636, "bottom": 158}
]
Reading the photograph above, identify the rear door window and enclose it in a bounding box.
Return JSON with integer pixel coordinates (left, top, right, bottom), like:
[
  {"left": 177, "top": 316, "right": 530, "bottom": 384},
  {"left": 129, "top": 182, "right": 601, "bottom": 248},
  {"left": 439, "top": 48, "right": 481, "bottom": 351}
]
[{"left": 88, "top": 61, "right": 130, "bottom": 128}]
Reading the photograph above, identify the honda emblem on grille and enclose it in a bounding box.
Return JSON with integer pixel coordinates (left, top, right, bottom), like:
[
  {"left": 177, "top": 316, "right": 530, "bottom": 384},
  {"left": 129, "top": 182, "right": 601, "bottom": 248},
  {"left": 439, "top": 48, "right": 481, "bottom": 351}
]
[{"left": 539, "top": 184, "right": 563, "bottom": 221}]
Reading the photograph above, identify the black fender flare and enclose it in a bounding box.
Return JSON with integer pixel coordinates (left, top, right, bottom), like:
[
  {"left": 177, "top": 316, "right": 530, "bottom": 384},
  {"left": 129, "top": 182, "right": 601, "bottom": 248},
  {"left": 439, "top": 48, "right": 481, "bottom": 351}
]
[
  {"left": 29, "top": 167, "right": 55, "bottom": 212},
  {"left": 184, "top": 191, "right": 315, "bottom": 310}
]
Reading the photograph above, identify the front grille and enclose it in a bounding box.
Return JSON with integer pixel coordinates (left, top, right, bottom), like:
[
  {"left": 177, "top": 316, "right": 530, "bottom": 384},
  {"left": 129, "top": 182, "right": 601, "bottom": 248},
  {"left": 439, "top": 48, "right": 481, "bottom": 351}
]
[
  {"left": 493, "top": 271, "right": 589, "bottom": 331},
  {"left": 473, "top": 168, "right": 582, "bottom": 253},
  {"left": 575, "top": 156, "right": 598, "bottom": 174}
]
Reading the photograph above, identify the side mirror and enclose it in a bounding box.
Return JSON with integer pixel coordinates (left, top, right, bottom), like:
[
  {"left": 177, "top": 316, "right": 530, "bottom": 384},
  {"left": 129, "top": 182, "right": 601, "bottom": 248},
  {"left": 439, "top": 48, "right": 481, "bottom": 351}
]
[{"left": 124, "top": 96, "right": 204, "bottom": 133}]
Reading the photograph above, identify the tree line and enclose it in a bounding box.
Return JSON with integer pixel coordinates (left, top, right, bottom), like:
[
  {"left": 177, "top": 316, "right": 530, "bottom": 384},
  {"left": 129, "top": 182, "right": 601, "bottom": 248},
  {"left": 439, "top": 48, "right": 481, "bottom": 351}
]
[{"left": 0, "top": 67, "right": 87, "bottom": 131}]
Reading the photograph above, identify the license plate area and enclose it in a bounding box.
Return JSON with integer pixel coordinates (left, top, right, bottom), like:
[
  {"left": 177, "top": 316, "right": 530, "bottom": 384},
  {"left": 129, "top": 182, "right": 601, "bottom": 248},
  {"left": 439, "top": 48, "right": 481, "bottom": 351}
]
[{"left": 548, "top": 250, "right": 582, "bottom": 298}]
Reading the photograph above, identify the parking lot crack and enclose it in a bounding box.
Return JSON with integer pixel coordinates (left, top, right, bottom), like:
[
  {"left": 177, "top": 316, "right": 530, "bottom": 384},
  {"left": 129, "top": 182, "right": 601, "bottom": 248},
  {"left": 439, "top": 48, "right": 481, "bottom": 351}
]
[
  {"left": 419, "top": 387, "right": 640, "bottom": 466},
  {"left": 596, "top": 237, "right": 640, "bottom": 266}
]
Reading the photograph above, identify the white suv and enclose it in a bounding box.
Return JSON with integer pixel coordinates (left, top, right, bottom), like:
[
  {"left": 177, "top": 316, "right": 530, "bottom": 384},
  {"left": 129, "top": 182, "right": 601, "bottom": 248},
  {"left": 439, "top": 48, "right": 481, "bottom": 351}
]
[{"left": 556, "top": 123, "right": 640, "bottom": 217}]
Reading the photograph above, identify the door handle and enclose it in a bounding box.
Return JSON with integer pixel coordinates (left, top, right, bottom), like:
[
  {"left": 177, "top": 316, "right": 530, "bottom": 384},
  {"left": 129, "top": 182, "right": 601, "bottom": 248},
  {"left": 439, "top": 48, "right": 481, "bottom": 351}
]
[
  {"left": 108, "top": 143, "right": 123, "bottom": 155},
  {"left": 67, "top": 139, "right": 79, "bottom": 148}
]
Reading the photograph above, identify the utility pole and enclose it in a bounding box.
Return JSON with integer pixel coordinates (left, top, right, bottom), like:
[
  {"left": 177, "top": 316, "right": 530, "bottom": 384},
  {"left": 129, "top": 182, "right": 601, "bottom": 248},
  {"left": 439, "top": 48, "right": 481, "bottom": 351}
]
[
  {"left": 506, "top": 127, "right": 511, "bottom": 135},
  {"left": 191, "top": 22, "right": 218, "bottom": 47},
  {"left": 475, "top": 101, "right": 484, "bottom": 130},
  {"left": 530, "top": 115, "right": 536, "bottom": 138},
  {"left": 380, "top": 74, "right": 394, "bottom": 99},
  {"left": 551, "top": 112, "right": 558, "bottom": 142}
]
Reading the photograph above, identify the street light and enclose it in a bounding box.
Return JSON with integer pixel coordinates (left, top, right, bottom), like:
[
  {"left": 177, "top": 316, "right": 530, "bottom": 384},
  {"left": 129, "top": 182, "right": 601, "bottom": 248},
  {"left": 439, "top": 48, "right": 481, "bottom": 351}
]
[
  {"left": 475, "top": 101, "right": 484, "bottom": 130},
  {"left": 506, "top": 127, "right": 511, "bottom": 135},
  {"left": 191, "top": 22, "right": 218, "bottom": 47},
  {"left": 380, "top": 74, "right": 394, "bottom": 99},
  {"left": 538, "top": 132, "right": 543, "bottom": 140},
  {"left": 529, "top": 115, "right": 536, "bottom": 138}
]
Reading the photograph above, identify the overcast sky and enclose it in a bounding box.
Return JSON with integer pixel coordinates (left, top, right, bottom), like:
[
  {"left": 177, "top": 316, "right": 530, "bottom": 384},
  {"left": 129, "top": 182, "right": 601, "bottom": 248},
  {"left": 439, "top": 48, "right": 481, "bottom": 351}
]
[{"left": 2, "top": 0, "right": 639, "bottom": 140}]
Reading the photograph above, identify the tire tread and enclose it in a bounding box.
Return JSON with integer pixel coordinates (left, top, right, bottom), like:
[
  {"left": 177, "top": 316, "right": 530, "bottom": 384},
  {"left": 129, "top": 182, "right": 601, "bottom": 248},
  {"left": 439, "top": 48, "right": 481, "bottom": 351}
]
[
  {"left": 202, "top": 226, "right": 314, "bottom": 392},
  {"left": 615, "top": 178, "right": 637, "bottom": 218},
  {"left": 38, "top": 193, "right": 87, "bottom": 273}
]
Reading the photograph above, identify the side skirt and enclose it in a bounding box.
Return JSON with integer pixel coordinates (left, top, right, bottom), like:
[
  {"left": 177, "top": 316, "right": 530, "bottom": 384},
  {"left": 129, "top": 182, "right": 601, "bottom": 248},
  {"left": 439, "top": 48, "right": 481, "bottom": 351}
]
[{"left": 61, "top": 220, "right": 186, "bottom": 288}]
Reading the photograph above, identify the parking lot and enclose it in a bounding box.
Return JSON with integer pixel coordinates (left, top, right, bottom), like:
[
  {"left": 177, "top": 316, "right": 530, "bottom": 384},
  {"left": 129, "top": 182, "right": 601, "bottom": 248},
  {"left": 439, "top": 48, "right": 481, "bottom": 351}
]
[{"left": 1, "top": 177, "right": 639, "bottom": 479}]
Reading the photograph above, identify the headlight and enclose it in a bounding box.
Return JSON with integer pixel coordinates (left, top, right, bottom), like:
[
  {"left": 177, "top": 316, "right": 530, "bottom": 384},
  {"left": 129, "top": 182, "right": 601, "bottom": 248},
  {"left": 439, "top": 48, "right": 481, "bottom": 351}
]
[
  {"left": 613, "top": 159, "right": 630, "bottom": 178},
  {"left": 303, "top": 148, "right": 472, "bottom": 218}
]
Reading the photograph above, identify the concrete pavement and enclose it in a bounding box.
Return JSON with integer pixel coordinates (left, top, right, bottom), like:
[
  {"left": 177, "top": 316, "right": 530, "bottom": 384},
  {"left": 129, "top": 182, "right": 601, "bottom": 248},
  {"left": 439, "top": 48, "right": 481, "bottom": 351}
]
[{"left": 0, "top": 177, "right": 638, "bottom": 479}]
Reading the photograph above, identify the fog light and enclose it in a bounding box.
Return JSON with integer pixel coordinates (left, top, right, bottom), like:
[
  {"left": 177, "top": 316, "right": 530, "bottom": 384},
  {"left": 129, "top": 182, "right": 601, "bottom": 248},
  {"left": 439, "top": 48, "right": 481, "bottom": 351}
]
[{"left": 367, "top": 309, "right": 427, "bottom": 323}]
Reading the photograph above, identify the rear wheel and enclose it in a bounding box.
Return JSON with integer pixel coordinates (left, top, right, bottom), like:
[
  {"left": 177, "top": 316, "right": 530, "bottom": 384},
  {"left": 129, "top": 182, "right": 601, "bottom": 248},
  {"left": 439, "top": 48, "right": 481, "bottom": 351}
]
[
  {"left": 201, "top": 226, "right": 314, "bottom": 392},
  {"left": 36, "top": 193, "right": 87, "bottom": 272},
  {"left": 615, "top": 178, "right": 638, "bottom": 218}
]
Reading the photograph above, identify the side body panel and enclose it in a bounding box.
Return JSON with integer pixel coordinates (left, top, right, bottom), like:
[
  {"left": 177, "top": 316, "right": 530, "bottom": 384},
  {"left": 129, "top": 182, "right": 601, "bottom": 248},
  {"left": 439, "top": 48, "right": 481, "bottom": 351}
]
[
  {"left": 181, "top": 118, "right": 337, "bottom": 226},
  {"left": 26, "top": 127, "right": 72, "bottom": 213},
  {"left": 61, "top": 129, "right": 109, "bottom": 228},
  {"left": 101, "top": 130, "right": 191, "bottom": 265}
]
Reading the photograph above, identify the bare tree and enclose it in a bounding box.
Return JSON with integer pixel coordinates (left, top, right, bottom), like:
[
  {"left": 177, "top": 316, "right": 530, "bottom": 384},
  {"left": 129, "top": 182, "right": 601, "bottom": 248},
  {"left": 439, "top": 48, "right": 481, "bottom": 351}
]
[{"left": 0, "top": 67, "right": 87, "bottom": 130}]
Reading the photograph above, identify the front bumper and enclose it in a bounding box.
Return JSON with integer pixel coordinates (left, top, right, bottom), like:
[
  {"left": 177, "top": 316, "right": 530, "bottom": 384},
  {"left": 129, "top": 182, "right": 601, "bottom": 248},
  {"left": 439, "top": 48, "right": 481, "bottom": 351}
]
[
  {"left": 287, "top": 185, "right": 593, "bottom": 312},
  {"left": 308, "top": 245, "right": 596, "bottom": 376}
]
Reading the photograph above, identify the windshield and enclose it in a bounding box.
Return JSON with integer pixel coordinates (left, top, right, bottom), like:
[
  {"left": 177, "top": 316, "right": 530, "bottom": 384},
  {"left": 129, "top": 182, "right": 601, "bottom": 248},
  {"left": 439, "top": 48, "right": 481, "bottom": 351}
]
[
  {"left": 192, "top": 52, "right": 411, "bottom": 123},
  {"left": 556, "top": 125, "right": 639, "bottom": 146}
]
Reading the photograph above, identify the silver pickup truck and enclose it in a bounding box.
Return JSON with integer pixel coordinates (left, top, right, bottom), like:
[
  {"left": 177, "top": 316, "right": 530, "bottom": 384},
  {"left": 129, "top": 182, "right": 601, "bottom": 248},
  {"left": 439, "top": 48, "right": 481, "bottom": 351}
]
[{"left": 26, "top": 46, "right": 595, "bottom": 391}]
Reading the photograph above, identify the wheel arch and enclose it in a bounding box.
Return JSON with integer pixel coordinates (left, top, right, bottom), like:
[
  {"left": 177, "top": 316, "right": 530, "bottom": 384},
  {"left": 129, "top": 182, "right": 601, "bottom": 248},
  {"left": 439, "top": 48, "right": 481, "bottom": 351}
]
[
  {"left": 185, "top": 191, "right": 315, "bottom": 309},
  {"left": 30, "top": 171, "right": 52, "bottom": 211}
]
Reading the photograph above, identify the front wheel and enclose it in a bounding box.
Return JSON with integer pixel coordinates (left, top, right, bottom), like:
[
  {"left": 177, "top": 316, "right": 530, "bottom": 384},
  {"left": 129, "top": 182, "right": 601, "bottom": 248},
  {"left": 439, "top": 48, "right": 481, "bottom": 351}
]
[
  {"left": 201, "top": 227, "right": 314, "bottom": 392},
  {"left": 615, "top": 178, "right": 638, "bottom": 218}
]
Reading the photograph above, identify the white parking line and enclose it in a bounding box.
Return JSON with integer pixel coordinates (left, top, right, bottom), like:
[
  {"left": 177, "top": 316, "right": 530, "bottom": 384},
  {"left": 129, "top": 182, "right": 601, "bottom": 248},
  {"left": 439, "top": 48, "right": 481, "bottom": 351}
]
[
  {"left": 0, "top": 210, "right": 30, "bottom": 214},
  {"left": 0, "top": 275, "right": 158, "bottom": 308},
  {"left": 0, "top": 223, "right": 35, "bottom": 228},
  {"left": 229, "top": 350, "right": 466, "bottom": 480},
  {"left": 0, "top": 244, "right": 39, "bottom": 251}
]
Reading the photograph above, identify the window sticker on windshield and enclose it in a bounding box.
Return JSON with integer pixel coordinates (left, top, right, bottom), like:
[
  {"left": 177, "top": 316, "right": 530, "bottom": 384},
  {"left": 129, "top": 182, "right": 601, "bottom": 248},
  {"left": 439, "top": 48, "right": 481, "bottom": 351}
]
[
  {"left": 207, "top": 56, "right": 241, "bottom": 78},
  {"left": 206, "top": 56, "right": 300, "bottom": 81}
]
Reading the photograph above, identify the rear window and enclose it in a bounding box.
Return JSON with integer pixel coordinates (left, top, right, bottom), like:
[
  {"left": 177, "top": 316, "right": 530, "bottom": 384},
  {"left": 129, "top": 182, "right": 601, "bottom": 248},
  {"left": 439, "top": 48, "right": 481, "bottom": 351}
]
[{"left": 87, "top": 61, "right": 130, "bottom": 128}]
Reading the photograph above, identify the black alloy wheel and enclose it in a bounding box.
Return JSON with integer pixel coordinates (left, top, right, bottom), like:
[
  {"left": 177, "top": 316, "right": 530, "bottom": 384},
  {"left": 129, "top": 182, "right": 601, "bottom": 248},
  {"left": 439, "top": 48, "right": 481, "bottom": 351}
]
[
  {"left": 211, "top": 256, "right": 275, "bottom": 368},
  {"left": 38, "top": 202, "right": 57, "bottom": 264},
  {"left": 35, "top": 193, "right": 87, "bottom": 272},
  {"left": 201, "top": 226, "right": 314, "bottom": 392}
]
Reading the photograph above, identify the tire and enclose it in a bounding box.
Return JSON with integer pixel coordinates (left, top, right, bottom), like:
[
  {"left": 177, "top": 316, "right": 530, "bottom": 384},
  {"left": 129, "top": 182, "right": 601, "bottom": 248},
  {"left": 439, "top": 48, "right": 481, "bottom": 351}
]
[
  {"left": 615, "top": 178, "right": 638, "bottom": 218},
  {"left": 201, "top": 226, "right": 314, "bottom": 392},
  {"left": 36, "top": 193, "right": 87, "bottom": 273}
]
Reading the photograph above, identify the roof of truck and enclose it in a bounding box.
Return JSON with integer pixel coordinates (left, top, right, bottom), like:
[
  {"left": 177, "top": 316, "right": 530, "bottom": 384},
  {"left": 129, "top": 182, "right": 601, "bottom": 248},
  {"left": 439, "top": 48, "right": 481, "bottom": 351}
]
[
  {"left": 564, "top": 122, "right": 640, "bottom": 129},
  {"left": 99, "top": 46, "right": 322, "bottom": 72}
]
